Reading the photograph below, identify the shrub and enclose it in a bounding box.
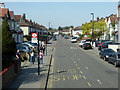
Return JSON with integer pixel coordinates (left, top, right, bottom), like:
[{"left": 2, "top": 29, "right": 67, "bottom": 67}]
[{"left": 2, "top": 20, "right": 16, "bottom": 70}]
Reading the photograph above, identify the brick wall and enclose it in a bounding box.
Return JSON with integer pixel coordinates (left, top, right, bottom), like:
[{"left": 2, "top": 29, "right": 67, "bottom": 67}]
[{"left": 2, "top": 60, "right": 21, "bottom": 89}]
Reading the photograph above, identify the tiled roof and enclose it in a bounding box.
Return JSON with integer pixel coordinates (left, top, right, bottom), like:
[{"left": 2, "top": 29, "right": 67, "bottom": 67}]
[
  {"left": 9, "top": 11, "right": 14, "bottom": 19},
  {"left": 61, "top": 29, "right": 69, "bottom": 32},
  {"left": 74, "top": 26, "right": 82, "bottom": 30},
  {"left": 20, "top": 22, "right": 29, "bottom": 26},
  {"left": 14, "top": 15, "right": 21, "bottom": 22},
  {"left": 110, "top": 14, "right": 118, "bottom": 24},
  {"left": 0, "top": 8, "right": 9, "bottom": 18}
]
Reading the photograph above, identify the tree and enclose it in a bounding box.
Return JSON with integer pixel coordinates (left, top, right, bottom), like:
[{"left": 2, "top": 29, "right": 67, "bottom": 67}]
[
  {"left": 2, "top": 20, "right": 16, "bottom": 70},
  {"left": 58, "top": 26, "right": 62, "bottom": 30}
]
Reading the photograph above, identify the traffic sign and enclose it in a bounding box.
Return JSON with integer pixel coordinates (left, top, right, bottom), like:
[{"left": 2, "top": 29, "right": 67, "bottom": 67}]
[{"left": 32, "top": 33, "right": 38, "bottom": 38}]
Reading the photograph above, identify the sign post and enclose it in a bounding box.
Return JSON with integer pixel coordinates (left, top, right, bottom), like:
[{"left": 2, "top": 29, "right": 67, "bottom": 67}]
[
  {"left": 31, "top": 33, "right": 38, "bottom": 43},
  {"left": 37, "top": 32, "right": 40, "bottom": 75}
]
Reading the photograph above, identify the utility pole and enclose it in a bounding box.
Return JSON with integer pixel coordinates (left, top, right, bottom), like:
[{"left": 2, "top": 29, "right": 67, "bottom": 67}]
[
  {"left": 118, "top": 1, "right": 120, "bottom": 43},
  {"left": 37, "top": 32, "right": 40, "bottom": 75},
  {"left": 91, "top": 12, "right": 94, "bottom": 44}
]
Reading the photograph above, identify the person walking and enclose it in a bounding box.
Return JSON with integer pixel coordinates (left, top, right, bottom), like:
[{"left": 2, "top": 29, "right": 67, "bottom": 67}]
[
  {"left": 42, "top": 45, "right": 45, "bottom": 56},
  {"left": 16, "top": 50, "right": 24, "bottom": 62},
  {"left": 30, "top": 48, "right": 35, "bottom": 64},
  {"left": 39, "top": 50, "right": 43, "bottom": 64}
]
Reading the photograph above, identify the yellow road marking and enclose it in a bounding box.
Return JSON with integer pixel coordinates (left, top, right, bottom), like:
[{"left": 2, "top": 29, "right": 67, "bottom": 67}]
[
  {"left": 88, "top": 82, "right": 91, "bottom": 87},
  {"left": 50, "top": 56, "right": 54, "bottom": 88},
  {"left": 63, "top": 76, "right": 65, "bottom": 80},
  {"left": 76, "top": 64, "right": 78, "bottom": 66},
  {"left": 73, "top": 61, "right": 76, "bottom": 64},
  {"left": 79, "top": 75, "right": 82, "bottom": 78},
  {"left": 53, "top": 76, "right": 60, "bottom": 81},
  {"left": 72, "top": 75, "right": 78, "bottom": 80},
  {"left": 83, "top": 76, "right": 86, "bottom": 80},
  {"left": 80, "top": 71, "right": 83, "bottom": 74},
  {"left": 57, "top": 70, "right": 59, "bottom": 73},
  {"left": 78, "top": 67, "right": 80, "bottom": 70},
  {"left": 68, "top": 76, "right": 70, "bottom": 79}
]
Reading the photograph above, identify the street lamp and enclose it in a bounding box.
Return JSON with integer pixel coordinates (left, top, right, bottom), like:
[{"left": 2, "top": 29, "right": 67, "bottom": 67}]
[{"left": 91, "top": 12, "right": 94, "bottom": 44}]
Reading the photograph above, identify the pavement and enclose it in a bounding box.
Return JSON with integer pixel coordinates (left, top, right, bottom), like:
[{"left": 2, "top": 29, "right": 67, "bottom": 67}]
[
  {"left": 47, "top": 36, "right": 118, "bottom": 88},
  {"left": 7, "top": 40, "right": 54, "bottom": 89}
]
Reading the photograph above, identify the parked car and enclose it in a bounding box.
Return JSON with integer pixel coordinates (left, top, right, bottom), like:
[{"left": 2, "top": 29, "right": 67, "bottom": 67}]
[
  {"left": 79, "top": 40, "right": 86, "bottom": 47},
  {"left": 99, "top": 48, "right": 115, "bottom": 61},
  {"left": 71, "top": 37, "right": 77, "bottom": 43},
  {"left": 97, "top": 40, "right": 111, "bottom": 50},
  {"left": 52, "top": 35, "right": 57, "bottom": 41},
  {"left": 108, "top": 52, "right": 120, "bottom": 67},
  {"left": 64, "top": 36, "right": 69, "bottom": 39},
  {"left": 17, "top": 45, "right": 31, "bottom": 54},
  {"left": 100, "top": 41, "right": 116, "bottom": 48},
  {"left": 82, "top": 43, "right": 92, "bottom": 50}
]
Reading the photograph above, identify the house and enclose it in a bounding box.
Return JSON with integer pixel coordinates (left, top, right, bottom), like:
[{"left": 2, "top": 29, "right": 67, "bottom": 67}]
[
  {"left": 60, "top": 29, "right": 70, "bottom": 35},
  {"left": 72, "top": 26, "right": 82, "bottom": 37},
  {"left": 105, "top": 14, "right": 118, "bottom": 42},
  {"left": 0, "top": 6, "right": 23, "bottom": 44}
]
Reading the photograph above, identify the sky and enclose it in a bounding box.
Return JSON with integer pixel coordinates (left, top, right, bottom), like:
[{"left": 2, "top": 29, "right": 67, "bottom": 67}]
[{"left": 3, "top": 2, "right": 118, "bottom": 29}]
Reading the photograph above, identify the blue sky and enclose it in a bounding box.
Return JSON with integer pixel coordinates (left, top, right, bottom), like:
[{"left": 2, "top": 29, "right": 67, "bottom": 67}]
[{"left": 4, "top": 2, "right": 118, "bottom": 29}]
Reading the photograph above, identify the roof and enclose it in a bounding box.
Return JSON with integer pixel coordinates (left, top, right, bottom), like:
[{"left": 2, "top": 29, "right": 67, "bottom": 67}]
[
  {"left": 9, "top": 11, "right": 14, "bottom": 19},
  {"left": 74, "top": 26, "right": 82, "bottom": 30},
  {"left": 0, "top": 8, "right": 9, "bottom": 18},
  {"left": 61, "top": 29, "right": 69, "bottom": 32},
  {"left": 110, "top": 14, "right": 118, "bottom": 24},
  {"left": 82, "top": 37, "right": 90, "bottom": 40},
  {"left": 14, "top": 15, "right": 21, "bottom": 22},
  {"left": 20, "top": 22, "right": 29, "bottom": 26}
]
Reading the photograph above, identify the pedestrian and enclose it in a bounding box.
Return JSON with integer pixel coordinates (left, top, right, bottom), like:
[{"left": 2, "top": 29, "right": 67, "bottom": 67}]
[
  {"left": 16, "top": 50, "right": 24, "bottom": 62},
  {"left": 40, "top": 44, "right": 43, "bottom": 51},
  {"left": 39, "top": 50, "right": 43, "bottom": 64},
  {"left": 30, "top": 48, "right": 35, "bottom": 64},
  {"left": 42, "top": 45, "right": 45, "bottom": 56}
]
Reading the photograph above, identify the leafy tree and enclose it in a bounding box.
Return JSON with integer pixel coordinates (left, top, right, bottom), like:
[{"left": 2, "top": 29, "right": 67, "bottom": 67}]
[
  {"left": 2, "top": 20, "right": 16, "bottom": 70},
  {"left": 58, "top": 26, "right": 62, "bottom": 30}
]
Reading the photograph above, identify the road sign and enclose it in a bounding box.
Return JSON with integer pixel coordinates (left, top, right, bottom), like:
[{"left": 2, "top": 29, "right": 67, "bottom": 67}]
[
  {"left": 76, "top": 32, "right": 79, "bottom": 35},
  {"left": 32, "top": 33, "right": 38, "bottom": 38}
]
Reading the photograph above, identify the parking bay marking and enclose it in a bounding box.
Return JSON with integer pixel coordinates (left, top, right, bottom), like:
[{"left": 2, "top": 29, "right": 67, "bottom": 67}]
[{"left": 97, "top": 79, "right": 102, "bottom": 84}]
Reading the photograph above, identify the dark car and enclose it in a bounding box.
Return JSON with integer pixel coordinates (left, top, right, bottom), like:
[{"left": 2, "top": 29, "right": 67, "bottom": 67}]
[
  {"left": 82, "top": 43, "right": 92, "bottom": 50},
  {"left": 100, "top": 41, "right": 116, "bottom": 48},
  {"left": 64, "top": 36, "right": 69, "bottom": 39},
  {"left": 98, "top": 40, "right": 110, "bottom": 50},
  {"left": 108, "top": 52, "right": 120, "bottom": 67},
  {"left": 99, "top": 48, "right": 115, "bottom": 61},
  {"left": 52, "top": 35, "right": 57, "bottom": 41}
]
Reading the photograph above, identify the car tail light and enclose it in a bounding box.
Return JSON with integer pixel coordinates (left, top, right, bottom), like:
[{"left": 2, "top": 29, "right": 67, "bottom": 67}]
[
  {"left": 34, "top": 46, "right": 36, "bottom": 49},
  {"left": 84, "top": 45, "right": 86, "bottom": 47}
]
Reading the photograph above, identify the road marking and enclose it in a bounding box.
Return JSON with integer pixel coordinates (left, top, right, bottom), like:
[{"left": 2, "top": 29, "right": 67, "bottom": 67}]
[
  {"left": 50, "top": 56, "right": 54, "bottom": 88},
  {"left": 83, "top": 76, "right": 86, "bottom": 80},
  {"left": 79, "top": 75, "right": 82, "bottom": 78},
  {"left": 97, "top": 79, "right": 102, "bottom": 84},
  {"left": 85, "top": 67, "right": 88, "bottom": 69},
  {"left": 73, "top": 61, "right": 76, "bottom": 64},
  {"left": 68, "top": 76, "right": 70, "bottom": 79},
  {"left": 63, "top": 75, "right": 65, "bottom": 80},
  {"left": 75, "top": 64, "right": 78, "bottom": 67},
  {"left": 73, "top": 75, "right": 78, "bottom": 80},
  {"left": 53, "top": 76, "right": 60, "bottom": 81},
  {"left": 78, "top": 67, "right": 80, "bottom": 70},
  {"left": 88, "top": 82, "right": 91, "bottom": 87},
  {"left": 80, "top": 71, "right": 83, "bottom": 74}
]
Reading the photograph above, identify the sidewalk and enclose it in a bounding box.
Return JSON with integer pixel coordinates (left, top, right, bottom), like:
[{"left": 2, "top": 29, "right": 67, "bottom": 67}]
[{"left": 8, "top": 41, "right": 54, "bottom": 89}]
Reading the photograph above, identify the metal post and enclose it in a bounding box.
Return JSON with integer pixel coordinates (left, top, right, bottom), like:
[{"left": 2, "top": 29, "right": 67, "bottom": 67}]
[
  {"left": 91, "top": 13, "right": 94, "bottom": 44},
  {"left": 46, "top": 38, "right": 47, "bottom": 56},
  {"left": 38, "top": 32, "right": 40, "bottom": 75}
]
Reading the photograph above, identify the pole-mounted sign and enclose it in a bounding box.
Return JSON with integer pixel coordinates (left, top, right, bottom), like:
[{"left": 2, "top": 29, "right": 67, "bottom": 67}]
[{"left": 31, "top": 33, "right": 38, "bottom": 43}]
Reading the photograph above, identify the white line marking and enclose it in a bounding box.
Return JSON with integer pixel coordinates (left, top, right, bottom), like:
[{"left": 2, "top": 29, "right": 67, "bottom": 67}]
[
  {"left": 97, "top": 79, "right": 102, "bottom": 84},
  {"left": 85, "top": 67, "right": 88, "bottom": 69}
]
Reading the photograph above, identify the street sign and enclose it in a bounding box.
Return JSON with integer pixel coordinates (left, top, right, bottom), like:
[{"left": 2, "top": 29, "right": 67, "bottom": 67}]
[
  {"left": 32, "top": 33, "right": 38, "bottom": 38},
  {"left": 76, "top": 32, "right": 79, "bottom": 35},
  {"left": 31, "top": 33, "right": 38, "bottom": 43}
]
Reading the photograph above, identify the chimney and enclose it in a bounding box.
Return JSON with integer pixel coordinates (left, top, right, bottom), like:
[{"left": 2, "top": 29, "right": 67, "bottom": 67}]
[
  {"left": 97, "top": 17, "right": 99, "bottom": 21},
  {"left": 0, "top": 3, "right": 5, "bottom": 8},
  {"left": 23, "top": 13, "right": 26, "bottom": 20}
]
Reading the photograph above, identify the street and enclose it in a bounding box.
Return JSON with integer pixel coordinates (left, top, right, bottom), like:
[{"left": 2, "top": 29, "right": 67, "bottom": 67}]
[{"left": 48, "top": 36, "right": 118, "bottom": 88}]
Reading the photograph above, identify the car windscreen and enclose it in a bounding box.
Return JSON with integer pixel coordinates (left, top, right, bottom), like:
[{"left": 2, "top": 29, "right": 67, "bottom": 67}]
[
  {"left": 72, "top": 37, "right": 77, "bottom": 39},
  {"left": 104, "top": 49, "right": 114, "bottom": 53}
]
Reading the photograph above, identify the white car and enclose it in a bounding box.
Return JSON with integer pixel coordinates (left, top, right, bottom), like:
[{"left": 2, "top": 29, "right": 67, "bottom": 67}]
[
  {"left": 79, "top": 40, "right": 86, "bottom": 47},
  {"left": 71, "top": 37, "right": 78, "bottom": 43}
]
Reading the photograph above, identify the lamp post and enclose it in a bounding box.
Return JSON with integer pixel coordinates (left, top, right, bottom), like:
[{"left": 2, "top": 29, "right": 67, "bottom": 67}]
[{"left": 91, "top": 12, "right": 94, "bottom": 44}]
